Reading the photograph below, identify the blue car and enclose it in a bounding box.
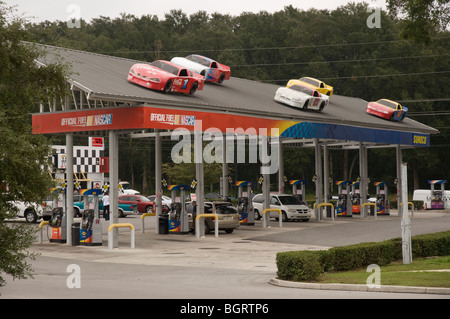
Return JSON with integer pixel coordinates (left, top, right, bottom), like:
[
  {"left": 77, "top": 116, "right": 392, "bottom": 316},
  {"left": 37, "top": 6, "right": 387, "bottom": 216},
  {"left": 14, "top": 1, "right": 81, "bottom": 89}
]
[{"left": 74, "top": 195, "right": 138, "bottom": 218}]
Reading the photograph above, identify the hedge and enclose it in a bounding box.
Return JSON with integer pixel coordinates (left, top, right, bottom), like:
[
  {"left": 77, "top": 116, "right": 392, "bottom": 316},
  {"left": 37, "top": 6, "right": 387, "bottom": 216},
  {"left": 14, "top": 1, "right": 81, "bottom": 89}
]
[{"left": 276, "top": 230, "right": 450, "bottom": 282}]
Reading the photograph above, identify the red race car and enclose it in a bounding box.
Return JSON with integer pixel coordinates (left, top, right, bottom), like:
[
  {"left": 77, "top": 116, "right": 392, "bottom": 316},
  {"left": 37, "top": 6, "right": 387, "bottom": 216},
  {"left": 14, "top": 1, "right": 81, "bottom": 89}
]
[
  {"left": 127, "top": 60, "right": 204, "bottom": 94},
  {"left": 366, "top": 99, "right": 408, "bottom": 121}
]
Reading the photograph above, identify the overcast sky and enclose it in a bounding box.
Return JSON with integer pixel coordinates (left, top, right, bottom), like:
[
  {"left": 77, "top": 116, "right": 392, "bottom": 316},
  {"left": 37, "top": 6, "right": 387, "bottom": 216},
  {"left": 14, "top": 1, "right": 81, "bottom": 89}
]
[{"left": 9, "top": 0, "right": 386, "bottom": 23}]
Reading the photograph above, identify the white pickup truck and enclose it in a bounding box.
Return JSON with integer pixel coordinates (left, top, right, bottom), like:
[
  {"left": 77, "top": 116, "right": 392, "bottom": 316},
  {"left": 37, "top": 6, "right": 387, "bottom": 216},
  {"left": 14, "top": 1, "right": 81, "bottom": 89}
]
[{"left": 11, "top": 200, "right": 53, "bottom": 223}]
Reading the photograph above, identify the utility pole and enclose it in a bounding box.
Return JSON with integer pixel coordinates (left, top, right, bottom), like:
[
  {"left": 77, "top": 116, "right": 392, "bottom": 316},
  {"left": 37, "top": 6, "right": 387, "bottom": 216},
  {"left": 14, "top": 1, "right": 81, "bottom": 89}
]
[{"left": 401, "top": 163, "right": 412, "bottom": 264}]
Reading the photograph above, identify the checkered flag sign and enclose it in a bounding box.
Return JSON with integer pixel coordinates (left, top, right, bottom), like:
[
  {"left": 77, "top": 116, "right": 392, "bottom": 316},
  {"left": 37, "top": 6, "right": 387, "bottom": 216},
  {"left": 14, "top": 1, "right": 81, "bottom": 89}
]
[{"left": 102, "top": 183, "right": 109, "bottom": 193}]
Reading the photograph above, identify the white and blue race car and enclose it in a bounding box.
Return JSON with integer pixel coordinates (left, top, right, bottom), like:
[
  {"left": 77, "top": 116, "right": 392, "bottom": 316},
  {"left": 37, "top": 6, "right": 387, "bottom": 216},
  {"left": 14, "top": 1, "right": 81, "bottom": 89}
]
[{"left": 171, "top": 54, "right": 231, "bottom": 84}]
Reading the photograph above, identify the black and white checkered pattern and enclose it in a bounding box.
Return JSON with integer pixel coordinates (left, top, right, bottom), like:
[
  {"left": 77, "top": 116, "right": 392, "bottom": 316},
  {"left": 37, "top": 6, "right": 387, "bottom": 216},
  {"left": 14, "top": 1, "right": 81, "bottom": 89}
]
[{"left": 52, "top": 146, "right": 104, "bottom": 173}]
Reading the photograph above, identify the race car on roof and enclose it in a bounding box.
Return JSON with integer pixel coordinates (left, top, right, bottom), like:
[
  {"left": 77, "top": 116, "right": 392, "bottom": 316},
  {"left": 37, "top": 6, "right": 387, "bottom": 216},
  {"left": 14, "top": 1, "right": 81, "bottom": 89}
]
[
  {"left": 366, "top": 99, "right": 408, "bottom": 121},
  {"left": 127, "top": 60, "right": 204, "bottom": 94},
  {"left": 287, "top": 77, "right": 334, "bottom": 96},
  {"left": 274, "top": 84, "right": 329, "bottom": 112},
  {"left": 171, "top": 54, "right": 231, "bottom": 84}
]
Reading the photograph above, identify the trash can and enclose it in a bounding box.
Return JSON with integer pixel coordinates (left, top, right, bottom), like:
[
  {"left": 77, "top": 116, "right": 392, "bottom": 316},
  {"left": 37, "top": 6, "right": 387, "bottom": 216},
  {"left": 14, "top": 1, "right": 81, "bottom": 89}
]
[
  {"left": 158, "top": 214, "right": 169, "bottom": 234},
  {"left": 71, "top": 222, "right": 80, "bottom": 246}
]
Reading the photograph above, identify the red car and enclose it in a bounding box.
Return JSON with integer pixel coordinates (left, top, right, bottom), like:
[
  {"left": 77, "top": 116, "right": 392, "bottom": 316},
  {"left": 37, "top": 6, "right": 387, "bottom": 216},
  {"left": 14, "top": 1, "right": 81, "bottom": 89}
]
[
  {"left": 366, "top": 99, "right": 408, "bottom": 121},
  {"left": 127, "top": 60, "right": 204, "bottom": 94},
  {"left": 119, "top": 195, "right": 155, "bottom": 214},
  {"left": 171, "top": 54, "right": 231, "bottom": 84}
]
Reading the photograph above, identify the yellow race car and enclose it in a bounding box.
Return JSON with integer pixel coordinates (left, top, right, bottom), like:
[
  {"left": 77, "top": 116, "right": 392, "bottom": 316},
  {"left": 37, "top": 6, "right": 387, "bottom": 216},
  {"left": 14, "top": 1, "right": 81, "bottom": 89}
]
[{"left": 287, "top": 77, "right": 333, "bottom": 97}]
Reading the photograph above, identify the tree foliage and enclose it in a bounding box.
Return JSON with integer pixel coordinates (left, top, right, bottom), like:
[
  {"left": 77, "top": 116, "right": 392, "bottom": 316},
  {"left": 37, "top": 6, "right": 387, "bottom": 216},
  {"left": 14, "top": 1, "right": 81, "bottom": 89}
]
[
  {"left": 0, "top": 2, "right": 67, "bottom": 288},
  {"left": 387, "top": 0, "right": 450, "bottom": 43}
]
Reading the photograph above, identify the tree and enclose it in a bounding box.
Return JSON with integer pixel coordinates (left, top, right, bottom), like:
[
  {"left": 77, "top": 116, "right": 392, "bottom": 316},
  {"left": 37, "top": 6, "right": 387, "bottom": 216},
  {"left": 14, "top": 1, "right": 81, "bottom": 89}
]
[
  {"left": 387, "top": 0, "right": 450, "bottom": 43},
  {"left": 0, "top": 2, "right": 67, "bottom": 288}
]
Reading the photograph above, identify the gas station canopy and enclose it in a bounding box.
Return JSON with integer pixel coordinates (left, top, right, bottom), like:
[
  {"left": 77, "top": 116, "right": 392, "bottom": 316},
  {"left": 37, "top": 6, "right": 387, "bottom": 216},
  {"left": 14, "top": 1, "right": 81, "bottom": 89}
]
[{"left": 33, "top": 43, "right": 438, "bottom": 147}]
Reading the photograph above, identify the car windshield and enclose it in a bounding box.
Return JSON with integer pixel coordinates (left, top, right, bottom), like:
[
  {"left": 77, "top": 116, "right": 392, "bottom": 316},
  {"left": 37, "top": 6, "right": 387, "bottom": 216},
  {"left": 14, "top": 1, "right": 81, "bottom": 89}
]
[
  {"left": 278, "top": 196, "right": 302, "bottom": 205},
  {"left": 377, "top": 99, "right": 398, "bottom": 109},
  {"left": 136, "top": 195, "right": 150, "bottom": 202},
  {"left": 300, "top": 77, "right": 320, "bottom": 86},
  {"left": 186, "top": 54, "right": 210, "bottom": 67},
  {"left": 151, "top": 61, "right": 179, "bottom": 75},
  {"left": 290, "top": 85, "right": 313, "bottom": 95}
]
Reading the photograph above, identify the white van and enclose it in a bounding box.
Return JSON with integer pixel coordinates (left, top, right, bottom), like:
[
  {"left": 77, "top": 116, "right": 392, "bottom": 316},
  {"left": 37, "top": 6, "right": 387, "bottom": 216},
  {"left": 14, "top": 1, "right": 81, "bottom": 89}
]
[{"left": 252, "top": 193, "right": 311, "bottom": 222}]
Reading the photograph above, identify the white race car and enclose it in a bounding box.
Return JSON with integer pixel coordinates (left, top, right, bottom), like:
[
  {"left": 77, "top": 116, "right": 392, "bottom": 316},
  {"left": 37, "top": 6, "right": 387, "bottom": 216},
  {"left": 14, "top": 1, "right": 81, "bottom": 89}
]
[
  {"left": 170, "top": 54, "right": 231, "bottom": 84},
  {"left": 274, "top": 84, "right": 329, "bottom": 112}
]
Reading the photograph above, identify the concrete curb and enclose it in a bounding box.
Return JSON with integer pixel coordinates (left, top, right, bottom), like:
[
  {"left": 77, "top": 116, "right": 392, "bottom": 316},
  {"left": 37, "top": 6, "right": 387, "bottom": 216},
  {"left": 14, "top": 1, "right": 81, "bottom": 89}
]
[{"left": 269, "top": 278, "right": 450, "bottom": 295}]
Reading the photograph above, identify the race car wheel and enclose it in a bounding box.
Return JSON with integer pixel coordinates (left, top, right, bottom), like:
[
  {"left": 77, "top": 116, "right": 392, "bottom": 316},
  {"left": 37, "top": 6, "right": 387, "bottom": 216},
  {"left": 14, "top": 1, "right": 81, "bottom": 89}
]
[
  {"left": 163, "top": 80, "right": 172, "bottom": 93},
  {"left": 303, "top": 100, "right": 309, "bottom": 110},
  {"left": 319, "top": 101, "right": 326, "bottom": 112},
  {"left": 190, "top": 81, "right": 198, "bottom": 95},
  {"left": 218, "top": 73, "right": 225, "bottom": 84}
]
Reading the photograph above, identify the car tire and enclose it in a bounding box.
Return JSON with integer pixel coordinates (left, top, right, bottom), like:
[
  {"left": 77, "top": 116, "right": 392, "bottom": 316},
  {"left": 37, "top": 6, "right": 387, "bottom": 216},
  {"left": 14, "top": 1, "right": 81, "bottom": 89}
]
[
  {"left": 145, "top": 205, "right": 153, "bottom": 214},
  {"left": 303, "top": 100, "right": 309, "bottom": 110},
  {"left": 319, "top": 101, "right": 325, "bottom": 112},
  {"left": 254, "top": 209, "right": 261, "bottom": 220},
  {"left": 225, "top": 229, "right": 234, "bottom": 234},
  {"left": 281, "top": 211, "right": 288, "bottom": 222},
  {"left": 74, "top": 207, "right": 81, "bottom": 217},
  {"left": 25, "top": 209, "right": 37, "bottom": 223},
  {"left": 163, "top": 80, "right": 172, "bottom": 93},
  {"left": 190, "top": 81, "right": 198, "bottom": 95},
  {"left": 218, "top": 73, "right": 225, "bottom": 84},
  {"left": 118, "top": 209, "right": 125, "bottom": 218}
]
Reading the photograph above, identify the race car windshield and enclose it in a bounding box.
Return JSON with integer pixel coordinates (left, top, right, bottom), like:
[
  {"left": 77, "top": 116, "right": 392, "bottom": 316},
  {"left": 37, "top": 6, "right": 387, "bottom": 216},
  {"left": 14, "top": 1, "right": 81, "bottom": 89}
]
[
  {"left": 377, "top": 100, "right": 398, "bottom": 109},
  {"left": 300, "top": 77, "right": 320, "bottom": 86},
  {"left": 186, "top": 55, "right": 210, "bottom": 67},
  {"left": 290, "top": 85, "right": 313, "bottom": 95},
  {"left": 151, "top": 61, "right": 179, "bottom": 75}
]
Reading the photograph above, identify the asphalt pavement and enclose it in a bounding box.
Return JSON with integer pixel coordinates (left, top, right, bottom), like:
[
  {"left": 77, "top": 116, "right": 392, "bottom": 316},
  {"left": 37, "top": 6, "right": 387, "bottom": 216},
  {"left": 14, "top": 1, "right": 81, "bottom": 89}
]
[{"left": 1, "top": 210, "right": 450, "bottom": 300}]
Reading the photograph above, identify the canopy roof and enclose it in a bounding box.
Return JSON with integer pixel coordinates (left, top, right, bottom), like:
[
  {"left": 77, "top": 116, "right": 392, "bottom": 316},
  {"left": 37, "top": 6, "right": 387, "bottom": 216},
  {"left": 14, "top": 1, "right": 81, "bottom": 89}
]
[{"left": 33, "top": 43, "right": 438, "bottom": 147}]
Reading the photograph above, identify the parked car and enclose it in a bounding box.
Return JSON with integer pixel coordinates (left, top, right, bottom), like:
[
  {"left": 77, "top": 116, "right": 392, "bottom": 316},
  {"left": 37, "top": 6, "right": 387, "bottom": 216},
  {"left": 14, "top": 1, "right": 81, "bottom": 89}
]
[
  {"left": 74, "top": 195, "right": 138, "bottom": 217},
  {"left": 147, "top": 194, "right": 172, "bottom": 205},
  {"left": 171, "top": 54, "right": 231, "bottom": 84},
  {"left": 366, "top": 99, "right": 408, "bottom": 121},
  {"left": 287, "top": 77, "right": 334, "bottom": 96},
  {"left": 185, "top": 201, "right": 240, "bottom": 234},
  {"left": 9, "top": 199, "right": 53, "bottom": 223},
  {"left": 127, "top": 60, "right": 204, "bottom": 94},
  {"left": 274, "top": 84, "right": 329, "bottom": 111},
  {"left": 119, "top": 194, "right": 155, "bottom": 214},
  {"left": 252, "top": 194, "right": 311, "bottom": 222},
  {"left": 119, "top": 181, "right": 140, "bottom": 195}
]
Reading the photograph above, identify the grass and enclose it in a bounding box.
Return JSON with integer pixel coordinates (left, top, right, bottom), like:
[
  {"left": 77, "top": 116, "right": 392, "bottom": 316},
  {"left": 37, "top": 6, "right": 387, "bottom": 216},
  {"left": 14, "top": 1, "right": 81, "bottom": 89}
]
[{"left": 316, "top": 256, "right": 450, "bottom": 288}]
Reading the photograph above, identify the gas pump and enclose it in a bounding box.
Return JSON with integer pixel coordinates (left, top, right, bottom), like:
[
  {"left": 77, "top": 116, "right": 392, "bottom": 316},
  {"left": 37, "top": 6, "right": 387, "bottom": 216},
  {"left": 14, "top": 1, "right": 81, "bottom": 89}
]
[
  {"left": 289, "top": 180, "right": 307, "bottom": 204},
  {"left": 167, "top": 184, "right": 189, "bottom": 234},
  {"left": 351, "top": 181, "right": 361, "bottom": 214},
  {"left": 49, "top": 207, "right": 66, "bottom": 243},
  {"left": 80, "top": 189, "right": 103, "bottom": 245},
  {"left": 428, "top": 180, "right": 447, "bottom": 210},
  {"left": 235, "top": 181, "right": 254, "bottom": 225},
  {"left": 374, "top": 182, "right": 390, "bottom": 215},
  {"left": 336, "top": 181, "right": 352, "bottom": 217}
]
